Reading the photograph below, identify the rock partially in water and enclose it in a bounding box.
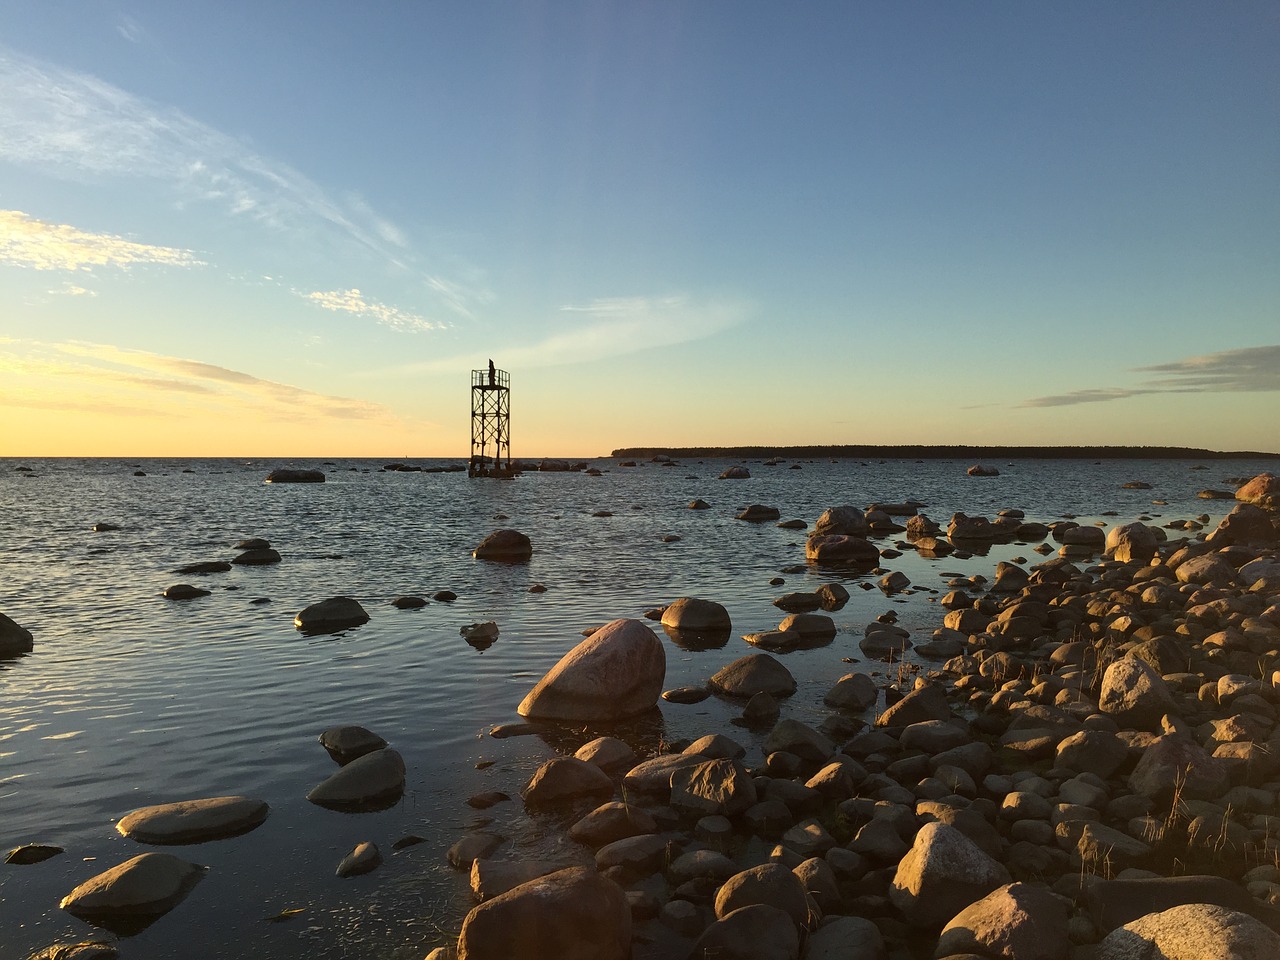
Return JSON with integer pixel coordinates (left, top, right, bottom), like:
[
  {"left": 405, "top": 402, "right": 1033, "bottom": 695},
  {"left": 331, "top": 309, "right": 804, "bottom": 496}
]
[
  {"left": 805, "top": 534, "right": 878, "bottom": 565},
  {"left": 662, "top": 686, "right": 710, "bottom": 704},
  {"left": 688, "top": 498, "right": 712, "bottom": 510},
  {"left": 116, "top": 796, "right": 269, "bottom": 844},
  {"left": 319, "top": 725, "right": 387, "bottom": 764},
  {"left": 0, "top": 612, "right": 35, "bottom": 656},
  {"left": 737, "top": 504, "right": 780, "bottom": 522},
  {"left": 60, "top": 853, "right": 206, "bottom": 933},
  {"left": 294, "top": 597, "right": 370, "bottom": 633},
  {"left": 473, "top": 529, "right": 533, "bottom": 562},
  {"left": 92, "top": 522, "right": 121, "bottom": 532},
  {"left": 336, "top": 842, "right": 381, "bottom": 878},
  {"left": 719, "top": 466, "right": 751, "bottom": 479},
  {"left": 306, "top": 748, "right": 405, "bottom": 810},
  {"left": 470, "top": 859, "right": 566, "bottom": 901},
  {"left": 265, "top": 468, "right": 325, "bottom": 483},
  {"left": 462, "top": 621, "right": 500, "bottom": 650},
  {"left": 162, "top": 584, "right": 210, "bottom": 601},
  {"left": 28, "top": 942, "right": 119, "bottom": 960},
  {"left": 967, "top": 465, "right": 999, "bottom": 477},
  {"left": 232, "top": 547, "right": 281, "bottom": 565},
  {"left": 709, "top": 653, "right": 796, "bottom": 699},
  {"left": 522, "top": 757, "right": 614, "bottom": 805},
  {"left": 392, "top": 595, "right": 428, "bottom": 609},
  {"left": 7, "top": 843, "right": 63, "bottom": 864},
  {"left": 175, "top": 561, "right": 232, "bottom": 575},
  {"left": 661, "top": 597, "right": 731, "bottom": 632},
  {"left": 518, "top": 618, "right": 665, "bottom": 722}
]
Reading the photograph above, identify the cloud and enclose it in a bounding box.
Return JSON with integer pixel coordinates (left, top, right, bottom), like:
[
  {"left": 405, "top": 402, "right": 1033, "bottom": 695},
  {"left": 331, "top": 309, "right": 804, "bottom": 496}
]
[
  {"left": 302, "top": 288, "right": 445, "bottom": 333},
  {"left": 0, "top": 209, "right": 203, "bottom": 272},
  {"left": 1022, "top": 345, "right": 1280, "bottom": 408},
  {"left": 0, "top": 339, "right": 414, "bottom": 424},
  {"left": 50, "top": 284, "right": 98, "bottom": 297}
]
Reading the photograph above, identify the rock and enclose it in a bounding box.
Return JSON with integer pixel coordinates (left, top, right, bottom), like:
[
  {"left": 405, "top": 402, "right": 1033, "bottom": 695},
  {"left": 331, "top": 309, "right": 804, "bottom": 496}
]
[
  {"left": 670, "top": 759, "right": 758, "bottom": 817},
  {"left": 1098, "top": 657, "right": 1175, "bottom": 730},
  {"left": 805, "top": 916, "right": 885, "bottom": 960},
  {"left": 774, "top": 592, "right": 823, "bottom": 613},
  {"left": 806, "top": 535, "right": 879, "bottom": 565},
  {"left": 1055, "top": 730, "right": 1128, "bottom": 779},
  {"left": 715, "top": 863, "right": 814, "bottom": 931},
  {"left": 738, "top": 504, "right": 781, "bottom": 522},
  {"left": 473, "top": 529, "right": 533, "bottom": 562},
  {"left": 691, "top": 904, "right": 800, "bottom": 960},
  {"left": 816, "top": 583, "right": 850, "bottom": 609},
  {"left": 27, "top": 942, "right": 119, "bottom": 960},
  {"left": 162, "top": 584, "right": 211, "bottom": 601},
  {"left": 689, "top": 498, "right": 712, "bottom": 509},
  {"left": 234, "top": 538, "right": 270, "bottom": 550},
  {"left": 824, "top": 673, "right": 878, "bottom": 711},
  {"left": 949, "top": 513, "right": 997, "bottom": 540},
  {"left": 595, "top": 834, "right": 671, "bottom": 878},
  {"left": 6, "top": 843, "right": 64, "bottom": 864},
  {"left": 568, "top": 801, "right": 658, "bottom": 847},
  {"left": 470, "top": 859, "right": 565, "bottom": 901},
  {"left": 319, "top": 725, "right": 387, "bottom": 764},
  {"left": 813, "top": 506, "right": 869, "bottom": 537},
  {"left": 175, "top": 560, "right": 232, "bottom": 574},
  {"left": 967, "top": 465, "right": 999, "bottom": 477},
  {"left": 0, "top": 612, "right": 35, "bottom": 655},
  {"left": 232, "top": 547, "right": 281, "bottom": 565},
  {"left": 1209, "top": 504, "right": 1278, "bottom": 546},
  {"left": 294, "top": 597, "right": 369, "bottom": 633},
  {"left": 116, "top": 796, "right": 269, "bottom": 844},
  {"left": 522, "top": 757, "right": 614, "bottom": 805},
  {"left": 1236, "top": 473, "right": 1280, "bottom": 510},
  {"left": 434, "top": 590, "right": 458, "bottom": 601},
  {"left": 623, "top": 754, "right": 708, "bottom": 796},
  {"left": 448, "top": 833, "right": 505, "bottom": 869},
  {"left": 518, "top": 618, "right": 664, "bottom": 721},
  {"left": 661, "top": 597, "right": 731, "bottom": 638},
  {"left": 742, "top": 692, "right": 781, "bottom": 724},
  {"left": 575, "top": 736, "right": 636, "bottom": 770},
  {"left": 336, "top": 842, "right": 381, "bottom": 877},
  {"left": 720, "top": 466, "right": 751, "bottom": 479},
  {"left": 1128, "top": 734, "right": 1229, "bottom": 802},
  {"left": 306, "top": 748, "right": 405, "bottom": 810},
  {"left": 1055, "top": 821, "right": 1150, "bottom": 871},
  {"left": 778, "top": 613, "right": 836, "bottom": 644},
  {"left": 1096, "top": 903, "right": 1280, "bottom": 960},
  {"left": 1106, "top": 522, "right": 1159, "bottom": 563},
  {"left": 392, "top": 595, "right": 428, "bottom": 609},
  {"left": 876, "top": 684, "right": 952, "bottom": 727},
  {"left": 457, "top": 865, "right": 630, "bottom": 960},
  {"left": 1176, "top": 553, "right": 1239, "bottom": 587},
  {"left": 59, "top": 853, "right": 206, "bottom": 929},
  {"left": 889, "top": 822, "right": 1011, "bottom": 927},
  {"left": 1086, "top": 875, "right": 1280, "bottom": 935},
  {"left": 936, "top": 882, "right": 1071, "bottom": 960},
  {"left": 709, "top": 654, "right": 796, "bottom": 698},
  {"left": 684, "top": 734, "right": 746, "bottom": 760},
  {"left": 663, "top": 686, "right": 710, "bottom": 704},
  {"left": 763, "top": 719, "right": 834, "bottom": 764},
  {"left": 265, "top": 468, "right": 324, "bottom": 483}
]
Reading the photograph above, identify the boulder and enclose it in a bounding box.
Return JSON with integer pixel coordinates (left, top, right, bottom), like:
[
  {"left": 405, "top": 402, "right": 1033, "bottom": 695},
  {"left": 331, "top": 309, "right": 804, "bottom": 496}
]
[
  {"left": 1128, "top": 734, "right": 1229, "bottom": 802},
  {"left": 967, "top": 465, "right": 999, "bottom": 477},
  {"left": 824, "top": 673, "right": 878, "bottom": 712},
  {"left": 738, "top": 504, "right": 781, "bottom": 522},
  {"left": 763, "top": 719, "right": 834, "bottom": 764},
  {"left": 777, "top": 613, "right": 837, "bottom": 643},
  {"left": 1236, "top": 473, "right": 1280, "bottom": 510},
  {"left": 575, "top": 737, "right": 636, "bottom": 770},
  {"left": 456, "top": 865, "right": 629, "bottom": 960},
  {"left": 60, "top": 853, "right": 205, "bottom": 929},
  {"left": 319, "top": 725, "right": 387, "bottom": 764},
  {"left": 336, "top": 842, "right": 381, "bottom": 877},
  {"left": 805, "top": 916, "right": 885, "bottom": 960},
  {"left": 720, "top": 466, "right": 751, "bottom": 479},
  {"left": 162, "top": 584, "right": 210, "bottom": 601},
  {"left": 522, "top": 757, "right": 614, "bottom": 805},
  {"left": 889, "top": 822, "right": 1011, "bottom": 927},
  {"left": 670, "top": 759, "right": 757, "bottom": 817},
  {"left": 813, "top": 506, "right": 869, "bottom": 537},
  {"left": 949, "top": 513, "right": 997, "bottom": 540},
  {"left": 232, "top": 547, "right": 281, "bottom": 565},
  {"left": 709, "top": 654, "right": 796, "bottom": 699},
  {"left": 1086, "top": 875, "right": 1280, "bottom": 935},
  {"left": 1096, "top": 903, "right": 1280, "bottom": 960},
  {"left": 1176, "top": 553, "right": 1239, "bottom": 587},
  {"left": 690, "top": 904, "right": 800, "bottom": 960},
  {"left": 518, "top": 619, "right": 665, "bottom": 721},
  {"left": 473, "top": 529, "right": 533, "bottom": 561},
  {"left": 1209, "top": 504, "right": 1278, "bottom": 546},
  {"left": 936, "top": 882, "right": 1071, "bottom": 960},
  {"left": 1098, "top": 657, "right": 1176, "bottom": 730},
  {"left": 661, "top": 598, "right": 731, "bottom": 633},
  {"left": 294, "top": 597, "right": 369, "bottom": 633},
  {"left": 714, "top": 863, "right": 814, "bottom": 931},
  {"left": 805, "top": 535, "right": 879, "bottom": 565},
  {"left": 1106, "top": 522, "right": 1159, "bottom": 563},
  {"left": 568, "top": 802, "right": 658, "bottom": 847},
  {"left": 265, "top": 468, "right": 324, "bottom": 483},
  {"left": 623, "top": 754, "right": 708, "bottom": 796},
  {"left": 116, "top": 796, "right": 268, "bottom": 844},
  {"left": 0, "top": 612, "right": 34, "bottom": 656},
  {"left": 875, "top": 684, "right": 952, "bottom": 728},
  {"left": 306, "top": 748, "right": 405, "bottom": 810}
]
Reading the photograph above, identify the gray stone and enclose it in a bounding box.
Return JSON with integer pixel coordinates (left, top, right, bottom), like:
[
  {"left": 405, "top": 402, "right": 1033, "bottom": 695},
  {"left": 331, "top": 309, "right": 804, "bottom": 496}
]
[
  {"left": 1096, "top": 903, "right": 1280, "bottom": 960},
  {"left": 670, "top": 759, "right": 758, "bottom": 817},
  {"left": 60, "top": 853, "right": 206, "bottom": 926},
  {"left": 318, "top": 725, "right": 387, "bottom": 764},
  {"left": 306, "top": 748, "right": 405, "bottom": 810},
  {"left": 936, "top": 882, "right": 1071, "bottom": 960},
  {"left": 294, "top": 596, "right": 370, "bottom": 633},
  {"left": 472, "top": 529, "right": 533, "bottom": 561},
  {"left": 889, "top": 822, "right": 1011, "bottom": 927},
  {"left": 522, "top": 757, "right": 614, "bottom": 805},
  {"left": 518, "top": 619, "right": 665, "bottom": 721},
  {"left": 116, "top": 796, "right": 268, "bottom": 845},
  {"left": 710, "top": 654, "right": 797, "bottom": 698},
  {"left": 691, "top": 904, "right": 800, "bottom": 960}
]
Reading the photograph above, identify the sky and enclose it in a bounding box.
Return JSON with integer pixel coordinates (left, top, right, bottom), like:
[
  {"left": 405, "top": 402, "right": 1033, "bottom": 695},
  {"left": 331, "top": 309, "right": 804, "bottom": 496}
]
[{"left": 1, "top": 2, "right": 1277, "bottom": 457}]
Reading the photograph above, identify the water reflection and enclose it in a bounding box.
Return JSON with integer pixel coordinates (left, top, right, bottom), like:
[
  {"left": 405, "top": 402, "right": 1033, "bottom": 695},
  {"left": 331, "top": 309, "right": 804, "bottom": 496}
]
[{"left": 661, "top": 624, "right": 731, "bottom": 651}]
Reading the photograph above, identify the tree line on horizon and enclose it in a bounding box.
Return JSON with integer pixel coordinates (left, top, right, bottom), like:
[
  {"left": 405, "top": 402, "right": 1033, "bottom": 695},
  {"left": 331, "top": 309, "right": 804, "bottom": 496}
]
[{"left": 609, "top": 444, "right": 1278, "bottom": 460}]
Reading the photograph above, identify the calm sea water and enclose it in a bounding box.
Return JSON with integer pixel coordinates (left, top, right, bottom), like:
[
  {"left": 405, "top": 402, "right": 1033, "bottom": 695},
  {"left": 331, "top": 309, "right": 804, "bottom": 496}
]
[{"left": 0, "top": 455, "right": 1273, "bottom": 958}]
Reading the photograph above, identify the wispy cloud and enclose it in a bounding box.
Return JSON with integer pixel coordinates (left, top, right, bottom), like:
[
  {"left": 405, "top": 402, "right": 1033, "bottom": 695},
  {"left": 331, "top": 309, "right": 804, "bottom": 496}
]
[
  {"left": 0, "top": 209, "right": 203, "bottom": 272},
  {"left": 1022, "top": 345, "right": 1280, "bottom": 408},
  {"left": 0, "top": 339, "right": 416, "bottom": 424},
  {"left": 302, "top": 288, "right": 446, "bottom": 333}
]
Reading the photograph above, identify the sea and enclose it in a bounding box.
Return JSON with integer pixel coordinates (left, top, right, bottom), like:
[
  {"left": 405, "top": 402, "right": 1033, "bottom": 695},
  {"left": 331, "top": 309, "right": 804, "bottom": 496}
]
[{"left": 1, "top": 454, "right": 1275, "bottom": 959}]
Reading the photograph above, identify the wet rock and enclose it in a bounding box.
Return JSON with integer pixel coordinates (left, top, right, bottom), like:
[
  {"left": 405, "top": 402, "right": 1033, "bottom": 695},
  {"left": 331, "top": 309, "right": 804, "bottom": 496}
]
[
  {"left": 231, "top": 547, "right": 281, "bottom": 565},
  {"left": 0, "top": 612, "right": 35, "bottom": 655},
  {"left": 265, "top": 468, "right": 324, "bottom": 483},
  {"left": 937, "top": 882, "right": 1071, "bottom": 960},
  {"left": 692, "top": 904, "right": 800, "bottom": 960},
  {"left": 575, "top": 736, "right": 636, "bottom": 770},
  {"left": 568, "top": 801, "right": 658, "bottom": 847},
  {"left": 949, "top": 513, "right": 997, "bottom": 540},
  {"left": 720, "top": 466, "right": 751, "bottom": 479},
  {"left": 336, "top": 842, "right": 381, "bottom": 877},
  {"left": 116, "top": 796, "right": 269, "bottom": 844},
  {"left": 448, "top": 833, "right": 504, "bottom": 869},
  {"left": 60, "top": 853, "right": 206, "bottom": 930},
  {"left": 689, "top": 498, "right": 712, "bottom": 509},
  {"left": 816, "top": 582, "right": 850, "bottom": 609},
  {"left": 710, "top": 654, "right": 796, "bottom": 699},
  {"left": 967, "top": 465, "right": 999, "bottom": 477},
  {"left": 175, "top": 561, "right": 232, "bottom": 574},
  {"left": 824, "top": 673, "right": 878, "bottom": 711},
  {"left": 1096, "top": 902, "right": 1280, "bottom": 960},
  {"left": 661, "top": 597, "right": 731, "bottom": 633},
  {"left": 457, "top": 866, "right": 630, "bottom": 959},
  {"left": 294, "top": 597, "right": 369, "bottom": 633},
  {"left": 434, "top": 590, "right": 458, "bottom": 601},
  {"left": 6, "top": 843, "right": 63, "bottom": 864},
  {"left": 461, "top": 622, "right": 499, "bottom": 649},
  {"left": 889, "top": 822, "right": 1011, "bottom": 927},
  {"left": 234, "top": 538, "right": 270, "bottom": 551},
  {"left": 806, "top": 535, "right": 879, "bottom": 565},
  {"left": 742, "top": 691, "right": 781, "bottom": 724},
  {"left": 518, "top": 618, "right": 665, "bottom": 721},
  {"left": 306, "top": 748, "right": 405, "bottom": 810},
  {"left": 663, "top": 686, "right": 710, "bottom": 704},
  {"left": 777, "top": 613, "right": 836, "bottom": 644},
  {"left": 738, "top": 504, "right": 780, "bottom": 522},
  {"left": 392, "top": 595, "right": 428, "bottom": 609},
  {"left": 319, "top": 725, "right": 387, "bottom": 764},
  {"left": 774, "top": 592, "right": 822, "bottom": 613},
  {"left": 470, "top": 859, "right": 565, "bottom": 901},
  {"left": 813, "top": 506, "right": 869, "bottom": 537},
  {"left": 162, "top": 584, "right": 210, "bottom": 601},
  {"left": 92, "top": 522, "right": 120, "bottom": 532},
  {"left": 472, "top": 529, "right": 532, "bottom": 562},
  {"left": 522, "top": 757, "right": 614, "bottom": 805}
]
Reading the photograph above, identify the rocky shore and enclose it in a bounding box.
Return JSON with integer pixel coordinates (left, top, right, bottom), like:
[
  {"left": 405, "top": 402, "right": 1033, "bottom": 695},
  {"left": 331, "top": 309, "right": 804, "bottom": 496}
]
[{"left": 9, "top": 469, "right": 1280, "bottom": 960}]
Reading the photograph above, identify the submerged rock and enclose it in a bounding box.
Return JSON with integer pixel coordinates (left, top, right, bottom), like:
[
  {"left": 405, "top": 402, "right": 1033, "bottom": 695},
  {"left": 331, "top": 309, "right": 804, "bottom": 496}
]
[
  {"left": 473, "top": 529, "right": 533, "bottom": 562},
  {"left": 6, "top": 843, "right": 64, "bottom": 864},
  {"left": 319, "top": 725, "right": 387, "bottom": 764},
  {"left": 0, "top": 612, "right": 35, "bottom": 656},
  {"left": 162, "top": 584, "right": 210, "bottom": 601},
  {"left": 306, "top": 748, "right": 405, "bottom": 810},
  {"left": 294, "top": 597, "right": 370, "bottom": 633}
]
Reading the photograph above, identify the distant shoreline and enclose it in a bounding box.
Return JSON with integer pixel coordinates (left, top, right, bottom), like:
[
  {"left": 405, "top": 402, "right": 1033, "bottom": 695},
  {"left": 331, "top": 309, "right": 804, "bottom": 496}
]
[{"left": 610, "top": 444, "right": 1280, "bottom": 460}]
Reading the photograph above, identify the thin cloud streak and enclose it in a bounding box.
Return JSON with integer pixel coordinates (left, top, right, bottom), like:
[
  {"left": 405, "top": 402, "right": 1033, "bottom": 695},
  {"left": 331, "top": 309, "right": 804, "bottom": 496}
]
[
  {"left": 0, "top": 209, "right": 203, "bottom": 271},
  {"left": 1022, "top": 345, "right": 1280, "bottom": 408},
  {"left": 301, "top": 288, "right": 446, "bottom": 333}
]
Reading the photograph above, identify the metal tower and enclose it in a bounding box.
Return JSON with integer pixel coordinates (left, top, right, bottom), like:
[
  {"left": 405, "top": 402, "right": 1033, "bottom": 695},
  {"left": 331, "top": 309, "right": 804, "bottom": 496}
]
[{"left": 469, "top": 363, "right": 512, "bottom": 477}]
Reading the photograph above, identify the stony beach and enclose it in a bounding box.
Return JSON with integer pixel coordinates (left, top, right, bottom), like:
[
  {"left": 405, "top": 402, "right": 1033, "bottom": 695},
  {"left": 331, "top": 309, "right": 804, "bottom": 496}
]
[{"left": 5, "top": 463, "right": 1280, "bottom": 960}]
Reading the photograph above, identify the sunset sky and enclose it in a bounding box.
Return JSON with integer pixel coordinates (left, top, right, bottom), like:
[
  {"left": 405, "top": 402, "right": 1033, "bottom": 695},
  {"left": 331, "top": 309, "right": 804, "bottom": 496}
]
[{"left": 2, "top": 3, "right": 1277, "bottom": 457}]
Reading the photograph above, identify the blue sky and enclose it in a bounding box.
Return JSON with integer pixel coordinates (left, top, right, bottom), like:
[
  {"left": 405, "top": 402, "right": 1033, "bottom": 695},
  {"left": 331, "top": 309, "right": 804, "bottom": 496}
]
[{"left": 1, "top": 2, "right": 1277, "bottom": 456}]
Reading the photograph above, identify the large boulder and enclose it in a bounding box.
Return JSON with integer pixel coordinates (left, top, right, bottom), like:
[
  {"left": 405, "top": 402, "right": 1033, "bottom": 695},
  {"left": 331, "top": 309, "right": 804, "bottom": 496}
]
[
  {"left": 456, "top": 865, "right": 629, "bottom": 960},
  {"left": 738, "top": 504, "right": 780, "bottom": 522},
  {"left": 1236, "top": 473, "right": 1280, "bottom": 510},
  {"left": 1128, "top": 734, "right": 1229, "bottom": 802},
  {"left": 670, "top": 759, "right": 757, "bottom": 817},
  {"left": 875, "top": 684, "right": 952, "bottom": 728},
  {"left": 518, "top": 619, "right": 665, "bottom": 721},
  {"left": 0, "top": 612, "right": 34, "bottom": 656},
  {"left": 1086, "top": 875, "right": 1280, "bottom": 936},
  {"left": 720, "top": 465, "right": 751, "bottom": 479},
  {"left": 949, "top": 513, "right": 997, "bottom": 540},
  {"left": 805, "top": 916, "right": 885, "bottom": 960},
  {"left": 805, "top": 535, "right": 879, "bottom": 565},
  {"left": 714, "top": 863, "right": 814, "bottom": 932},
  {"left": 294, "top": 597, "right": 369, "bottom": 633},
  {"left": 522, "top": 757, "right": 614, "bottom": 806},
  {"left": 709, "top": 654, "right": 796, "bottom": 699},
  {"left": 813, "top": 506, "right": 869, "bottom": 537},
  {"left": 690, "top": 904, "right": 800, "bottom": 960},
  {"left": 661, "top": 598, "right": 731, "bottom": 634},
  {"left": 936, "top": 882, "right": 1072, "bottom": 960},
  {"left": 306, "top": 748, "right": 405, "bottom": 810},
  {"left": 1208, "top": 504, "right": 1278, "bottom": 546},
  {"left": 116, "top": 796, "right": 268, "bottom": 844},
  {"left": 60, "top": 853, "right": 206, "bottom": 930},
  {"left": 1105, "top": 522, "right": 1159, "bottom": 563},
  {"left": 889, "top": 822, "right": 1011, "bottom": 927},
  {"left": 1096, "top": 903, "right": 1280, "bottom": 960},
  {"left": 473, "top": 529, "right": 533, "bottom": 562},
  {"left": 1098, "top": 657, "right": 1176, "bottom": 730}
]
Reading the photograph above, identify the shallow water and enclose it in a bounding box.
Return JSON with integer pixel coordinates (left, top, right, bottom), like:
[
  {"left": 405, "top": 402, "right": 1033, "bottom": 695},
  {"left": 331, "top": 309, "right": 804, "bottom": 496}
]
[{"left": 0, "top": 455, "right": 1272, "bottom": 957}]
